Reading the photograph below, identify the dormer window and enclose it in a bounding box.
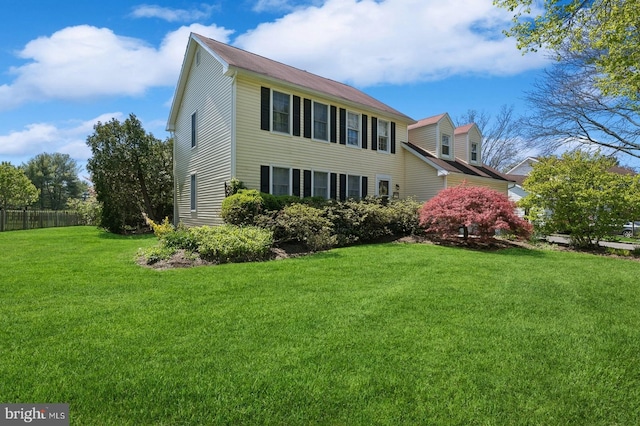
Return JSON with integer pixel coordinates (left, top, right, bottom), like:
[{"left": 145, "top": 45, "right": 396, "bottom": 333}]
[
  {"left": 441, "top": 134, "right": 451, "bottom": 156},
  {"left": 471, "top": 142, "right": 478, "bottom": 162}
]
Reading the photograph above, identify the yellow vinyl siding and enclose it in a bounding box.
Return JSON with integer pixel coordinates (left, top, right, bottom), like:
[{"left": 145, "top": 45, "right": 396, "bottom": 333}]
[
  {"left": 445, "top": 174, "right": 509, "bottom": 195},
  {"left": 174, "top": 48, "right": 233, "bottom": 226},
  {"left": 403, "top": 151, "right": 445, "bottom": 202},
  {"left": 408, "top": 125, "right": 437, "bottom": 153},
  {"left": 454, "top": 132, "right": 468, "bottom": 163},
  {"left": 235, "top": 76, "right": 408, "bottom": 198}
]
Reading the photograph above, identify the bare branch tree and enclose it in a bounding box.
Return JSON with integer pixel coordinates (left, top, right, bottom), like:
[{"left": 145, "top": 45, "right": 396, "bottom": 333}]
[
  {"left": 522, "top": 45, "right": 640, "bottom": 162},
  {"left": 456, "top": 105, "right": 529, "bottom": 172}
]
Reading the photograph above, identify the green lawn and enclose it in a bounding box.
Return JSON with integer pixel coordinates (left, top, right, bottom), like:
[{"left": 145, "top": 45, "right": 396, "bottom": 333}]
[{"left": 1, "top": 227, "right": 640, "bottom": 425}]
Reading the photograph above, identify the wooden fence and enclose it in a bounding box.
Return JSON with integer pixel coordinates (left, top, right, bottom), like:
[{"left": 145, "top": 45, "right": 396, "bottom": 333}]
[{"left": 0, "top": 209, "right": 81, "bottom": 232}]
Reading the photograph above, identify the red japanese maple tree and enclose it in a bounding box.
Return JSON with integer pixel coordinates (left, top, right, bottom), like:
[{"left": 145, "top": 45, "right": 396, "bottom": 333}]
[{"left": 419, "top": 184, "right": 532, "bottom": 242}]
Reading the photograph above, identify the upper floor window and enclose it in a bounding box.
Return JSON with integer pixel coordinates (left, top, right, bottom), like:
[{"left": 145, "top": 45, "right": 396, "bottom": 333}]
[
  {"left": 272, "top": 91, "right": 290, "bottom": 134},
  {"left": 313, "top": 101, "right": 329, "bottom": 141},
  {"left": 347, "top": 112, "right": 361, "bottom": 147},
  {"left": 441, "top": 134, "right": 451, "bottom": 156},
  {"left": 378, "top": 119, "right": 389, "bottom": 152},
  {"left": 272, "top": 166, "right": 291, "bottom": 196},
  {"left": 471, "top": 142, "right": 478, "bottom": 162},
  {"left": 313, "top": 171, "right": 329, "bottom": 199},
  {"left": 191, "top": 111, "right": 197, "bottom": 148}
]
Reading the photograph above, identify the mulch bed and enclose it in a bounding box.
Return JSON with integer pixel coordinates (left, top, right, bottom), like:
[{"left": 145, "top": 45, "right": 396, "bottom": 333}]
[{"left": 138, "top": 235, "right": 639, "bottom": 270}]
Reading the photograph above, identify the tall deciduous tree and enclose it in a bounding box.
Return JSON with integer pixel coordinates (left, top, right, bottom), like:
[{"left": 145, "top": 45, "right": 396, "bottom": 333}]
[
  {"left": 86, "top": 114, "right": 173, "bottom": 234},
  {"left": 495, "top": 0, "right": 640, "bottom": 100},
  {"left": 0, "top": 162, "right": 39, "bottom": 210},
  {"left": 521, "top": 45, "right": 640, "bottom": 161},
  {"left": 22, "top": 152, "right": 84, "bottom": 210},
  {"left": 520, "top": 151, "right": 639, "bottom": 248},
  {"left": 456, "top": 105, "right": 529, "bottom": 171}
]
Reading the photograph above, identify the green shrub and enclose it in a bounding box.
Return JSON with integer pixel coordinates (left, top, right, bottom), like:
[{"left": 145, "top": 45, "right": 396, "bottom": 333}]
[
  {"left": 162, "top": 227, "right": 199, "bottom": 251},
  {"left": 189, "top": 225, "right": 273, "bottom": 264},
  {"left": 221, "top": 189, "right": 264, "bottom": 225},
  {"left": 271, "top": 204, "right": 336, "bottom": 251},
  {"left": 387, "top": 198, "right": 423, "bottom": 236},
  {"left": 137, "top": 246, "right": 176, "bottom": 265},
  {"left": 325, "top": 198, "right": 393, "bottom": 245},
  {"left": 259, "top": 193, "right": 305, "bottom": 212}
]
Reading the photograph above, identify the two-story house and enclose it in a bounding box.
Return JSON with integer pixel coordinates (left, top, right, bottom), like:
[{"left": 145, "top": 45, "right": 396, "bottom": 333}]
[{"left": 167, "top": 34, "right": 512, "bottom": 226}]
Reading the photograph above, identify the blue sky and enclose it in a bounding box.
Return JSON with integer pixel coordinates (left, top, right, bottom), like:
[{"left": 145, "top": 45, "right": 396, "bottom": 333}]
[{"left": 0, "top": 0, "right": 550, "bottom": 176}]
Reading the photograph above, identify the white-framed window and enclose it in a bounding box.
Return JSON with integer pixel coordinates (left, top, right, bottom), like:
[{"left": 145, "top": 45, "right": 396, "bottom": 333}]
[
  {"left": 441, "top": 134, "right": 451, "bottom": 157},
  {"left": 471, "top": 142, "right": 478, "bottom": 162},
  {"left": 313, "top": 171, "right": 329, "bottom": 199},
  {"left": 272, "top": 166, "right": 291, "bottom": 196},
  {"left": 376, "top": 175, "right": 391, "bottom": 198},
  {"left": 313, "top": 101, "right": 329, "bottom": 141},
  {"left": 347, "top": 111, "right": 361, "bottom": 147},
  {"left": 378, "top": 119, "right": 389, "bottom": 152},
  {"left": 272, "top": 91, "right": 291, "bottom": 134},
  {"left": 191, "top": 111, "right": 197, "bottom": 148},
  {"left": 347, "top": 174, "right": 362, "bottom": 199},
  {"left": 190, "top": 173, "right": 197, "bottom": 211}
]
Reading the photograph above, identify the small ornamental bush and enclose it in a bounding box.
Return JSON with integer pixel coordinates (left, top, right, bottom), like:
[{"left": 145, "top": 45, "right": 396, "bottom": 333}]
[
  {"left": 144, "top": 214, "right": 175, "bottom": 238},
  {"left": 325, "top": 198, "right": 393, "bottom": 245},
  {"left": 137, "top": 246, "right": 176, "bottom": 265},
  {"left": 189, "top": 225, "right": 273, "bottom": 264},
  {"left": 387, "top": 198, "right": 424, "bottom": 236},
  {"left": 270, "top": 203, "right": 336, "bottom": 251},
  {"left": 221, "top": 189, "right": 264, "bottom": 225},
  {"left": 420, "top": 185, "right": 532, "bottom": 242}
]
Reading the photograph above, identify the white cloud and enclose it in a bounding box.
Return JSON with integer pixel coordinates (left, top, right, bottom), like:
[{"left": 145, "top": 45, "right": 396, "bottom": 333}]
[
  {"left": 0, "top": 113, "right": 124, "bottom": 162},
  {"left": 130, "top": 4, "right": 217, "bottom": 22},
  {"left": 0, "top": 23, "right": 233, "bottom": 111},
  {"left": 252, "top": 0, "right": 317, "bottom": 13},
  {"left": 236, "top": 0, "right": 549, "bottom": 86}
]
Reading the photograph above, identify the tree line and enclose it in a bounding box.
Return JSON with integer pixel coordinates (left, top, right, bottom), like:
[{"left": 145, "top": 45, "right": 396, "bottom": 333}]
[{"left": 1, "top": 114, "right": 173, "bottom": 234}]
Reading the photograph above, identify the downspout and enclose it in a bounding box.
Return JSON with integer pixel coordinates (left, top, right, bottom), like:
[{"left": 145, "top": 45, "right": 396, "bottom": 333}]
[{"left": 230, "top": 70, "right": 237, "bottom": 179}]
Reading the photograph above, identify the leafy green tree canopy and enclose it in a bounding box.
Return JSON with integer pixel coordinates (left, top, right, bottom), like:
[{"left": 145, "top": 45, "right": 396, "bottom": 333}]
[
  {"left": 86, "top": 114, "right": 173, "bottom": 234},
  {"left": 495, "top": 0, "right": 640, "bottom": 99},
  {"left": 520, "top": 151, "right": 639, "bottom": 248},
  {"left": 0, "top": 162, "right": 39, "bottom": 210},
  {"left": 22, "top": 152, "right": 84, "bottom": 210}
]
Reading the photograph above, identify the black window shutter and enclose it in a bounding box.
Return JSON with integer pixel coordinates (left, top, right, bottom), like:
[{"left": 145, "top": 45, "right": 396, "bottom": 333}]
[
  {"left": 371, "top": 117, "right": 378, "bottom": 151},
  {"left": 330, "top": 106, "right": 337, "bottom": 143},
  {"left": 293, "top": 169, "right": 301, "bottom": 197},
  {"left": 260, "top": 165, "right": 270, "bottom": 193},
  {"left": 362, "top": 114, "right": 368, "bottom": 149},
  {"left": 293, "top": 96, "right": 301, "bottom": 137},
  {"left": 303, "top": 98, "right": 312, "bottom": 139},
  {"left": 339, "top": 174, "right": 347, "bottom": 201},
  {"left": 330, "top": 173, "right": 337, "bottom": 200},
  {"left": 339, "top": 108, "right": 347, "bottom": 145},
  {"left": 391, "top": 122, "right": 396, "bottom": 154},
  {"left": 362, "top": 176, "right": 368, "bottom": 198},
  {"left": 303, "top": 170, "right": 312, "bottom": 197},
  {"left": 260, "top": 87, "right": 270, "bottom": 131}
]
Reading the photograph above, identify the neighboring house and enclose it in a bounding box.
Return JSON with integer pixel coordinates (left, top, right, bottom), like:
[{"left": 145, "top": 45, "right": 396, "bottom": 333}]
[
  {"left": 506, "top": 157, "right": 539, "bottom": 217},
  {"left": 403, "top": 113, "right": 512, "bottom": 202},
  {"left": 167, "top": 34, "right": 513, "bottom": 226}
]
